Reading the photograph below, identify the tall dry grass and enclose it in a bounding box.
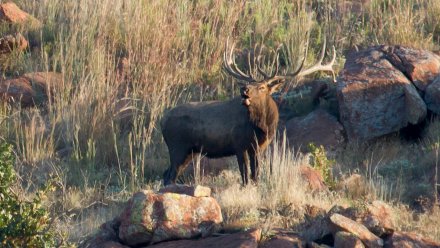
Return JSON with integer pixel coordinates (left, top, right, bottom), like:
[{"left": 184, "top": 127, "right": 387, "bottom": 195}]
[{"left": 1, "top": 0, "right": 440, "bottom": 243}]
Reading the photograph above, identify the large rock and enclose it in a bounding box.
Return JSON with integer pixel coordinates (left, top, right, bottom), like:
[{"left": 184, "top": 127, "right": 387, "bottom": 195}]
[
  {"left": 330, "top": 213, "right": 384, "bottom": 248},
  {"left": 425, "top": 76, "right": 440, "bottom": 114},
  {"left": 384, "top": 231, "right": 440, "bottom": 248},
  {"left": 0, "top": 72, "right": 63, "bottom": 107},
  {"left": 337, "top": 46, "right": 429, "bottom": 141},
  {"left": 0, "top": 33, "right": 28, "bottom": 54},
  {"left": 363, "top": 201, "right": 394, "bottom": 237},
  {"left": 260, "top": 229, "right": 305, "bottom": 248},
  {"left": 118, "top": 190, "right": 222, "bottom": 246},
  {"left": 285, "top": 109, "right": 345, "bottom": 152},
  {"left": 148, "top": 228, "right": 261, "bottom": 248}
]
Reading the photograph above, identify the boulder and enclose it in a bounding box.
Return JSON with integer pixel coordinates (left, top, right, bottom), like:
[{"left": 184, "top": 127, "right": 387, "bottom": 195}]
[
  {"left": 118, "top": 190, "right": 222, "bottom": 246},
  {"left": 383, "top": 46, "right": 440, "bottom": 92},
  {"left": 424, "top": 76, "right": 440, "bottom": 114},
  {"left": 384, "top": 231, "right": 440, "bottom": 248},
  {"left": 158, "top": 184, "right": 211, "bottom": 197},
  {"left": 337, "top": 46, "right": 429, "bottom": 141},
  {"left": 0, "top": 2, "right": 40, "bottom": 27},
  {"left": 0, "top": 72, "right": 63, "bottom": 107},
  {"left": 363, "top": 201, "right": 394, "bottom": 237},
  {"left": 0, "top": 33, "right": 28, "bottom": 54},
  {"left": 148, "top": 228, "right": 261, "bottom": 248},
  {"left": 334, "top": 231, "right": 365, "bottom": 248},
  {"left": 260, "top": 229, "right": 305, "bottom": 248},
  {"left": 285, "top": 109, "right": 345, "bottom": 152},
  {"left": 330, "top": 213, "right": 384, "bottom": 248},
  {"left": 299, "top": 165, "right": 328, "bottom": 193}
]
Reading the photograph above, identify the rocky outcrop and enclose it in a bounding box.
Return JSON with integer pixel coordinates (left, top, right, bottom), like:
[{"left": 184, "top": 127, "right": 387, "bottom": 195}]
[
  {"left": 118, "top": 190, "right": 222, "bottom": 246},
  {"left": 337, "top": 45, "right": 440, "bottom": 141},
  {"left": 285, "top": 109, "right": 345, "bottom": 152},
  {"left": 334, "top": 231, "right": 365, "bottom": 248}
]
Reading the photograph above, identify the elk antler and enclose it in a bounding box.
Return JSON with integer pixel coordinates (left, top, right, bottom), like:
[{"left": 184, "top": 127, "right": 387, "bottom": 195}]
[{"left": 223, "top": 38, "right": 256, "bottom": 83}]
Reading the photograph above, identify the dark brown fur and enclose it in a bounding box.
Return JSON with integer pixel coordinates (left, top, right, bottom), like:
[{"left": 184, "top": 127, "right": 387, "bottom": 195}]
[{"left": 161, "top": 80, "right": 283, "bottom": 185}]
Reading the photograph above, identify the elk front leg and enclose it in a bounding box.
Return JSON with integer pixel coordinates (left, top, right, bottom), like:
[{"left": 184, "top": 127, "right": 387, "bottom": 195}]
[
  {"left": 163, "top": 151, "right": 192, "bottom": 185},
  {"left": 236, "top": 151, "right": 249, "bottom": 185},
  {"left": 248, "top": 148, "right": 259, "bottom": 183}
]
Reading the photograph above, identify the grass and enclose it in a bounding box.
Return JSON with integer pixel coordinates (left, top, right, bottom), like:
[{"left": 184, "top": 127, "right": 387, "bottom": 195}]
[{"left": 1, "top": 0, "right": 440, "bottom": 245}]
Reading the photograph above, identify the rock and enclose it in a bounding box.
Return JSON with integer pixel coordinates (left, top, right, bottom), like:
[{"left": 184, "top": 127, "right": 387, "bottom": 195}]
[
  {"left": 383, "top": 46, "right": 440, "bottom": 92},
  {"left": 330, "top": 213, "right": 384, "bottom": 248},
  {"left": 425, "top": 76, "right": 440, "bottom": 114},
  {"left": 337, "top": 46, "right": 428, "bottom": 141},
  {"left": 147, "top": 228, "right": 261, "bottom": 248},
  {"left": 101, "top": 241, "right": 130, "bottom": 248},
  {"left": 363, "top": 201, "right": 394, "bottom": 237},
  {"left": 0, "top": 72, "right": 63, "bottom": 107},
  {"left": 78, "top": 218, "right": 121, "bottom": 248},
  {"left": 158, "top": 184, "right": 211, "bottom": 197},
  {"left": 0, "top": 2, "right": 40, "bottom": 27},
  {"left": 299, "top": 165, "right": 328, "bottom": 193},
  {"left": 336, "top": 174, "right": 369, "bottom": 199},
  {"left": 260, "top": 229, "right": 305, "bottom": 248},
  {"left": 118, "top": 190, "right": 222, "bottom": 246},
  {"left": 384, "top": 231, "right": 440, "bottom": 248},
  {"left": 334, "top": 231, "right": 365, "bottom": 248},
  {"left": 0, "top": 33, "right": 28, "bottom": 54},
  {"left": 285, "top": 109, "right": 345, "bottom": 152}
]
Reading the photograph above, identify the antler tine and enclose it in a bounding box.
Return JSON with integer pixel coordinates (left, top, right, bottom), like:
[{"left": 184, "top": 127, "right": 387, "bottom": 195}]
[
  {"left": 295, "top": 38, "right": 337, "bottom": 82},
  {"left": 257, "top": 44, "right": 282, "bottom": 80},
  {"left": 223, "top": 38, "right": 256, "bottom": 83}
]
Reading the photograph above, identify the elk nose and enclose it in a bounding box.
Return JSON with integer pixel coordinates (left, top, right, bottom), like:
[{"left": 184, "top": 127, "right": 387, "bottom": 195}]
[{"left": 244, "top": 88, "right": 249, "bottom": 95}]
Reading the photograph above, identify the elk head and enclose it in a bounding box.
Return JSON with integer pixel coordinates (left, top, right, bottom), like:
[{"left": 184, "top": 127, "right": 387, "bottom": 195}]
[{"left": 223, "top": 37, "right": 337, "bottom": 107}]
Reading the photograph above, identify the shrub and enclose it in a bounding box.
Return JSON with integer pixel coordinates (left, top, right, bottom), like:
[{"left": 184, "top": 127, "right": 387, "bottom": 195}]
[
  {"left": 0, "top": 142, "right": 57, "bottom": 247},
  {"left": 308, "top": 143, "right": 336, "bottom": 190}
]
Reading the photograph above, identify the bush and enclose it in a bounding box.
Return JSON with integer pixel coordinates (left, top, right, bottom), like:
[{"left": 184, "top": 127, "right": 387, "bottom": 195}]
[{"left": 0, "top": 142, "right": 57, "bottom": 247}]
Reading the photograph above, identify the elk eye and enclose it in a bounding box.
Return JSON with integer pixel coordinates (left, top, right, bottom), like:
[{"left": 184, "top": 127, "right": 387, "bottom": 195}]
[{"left": 258, "top": 86, "right": 265, "bottom": 91}]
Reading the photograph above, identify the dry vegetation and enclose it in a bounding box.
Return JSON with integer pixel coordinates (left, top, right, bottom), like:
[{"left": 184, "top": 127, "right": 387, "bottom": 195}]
[{"left": 1, "top": 0, "right": 440, "bottom": 245}]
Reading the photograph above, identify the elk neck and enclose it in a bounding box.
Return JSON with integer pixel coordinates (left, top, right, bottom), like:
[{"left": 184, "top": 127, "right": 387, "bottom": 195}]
[{"left": 247, "top": 95, "right": 279, "bottom": 141}]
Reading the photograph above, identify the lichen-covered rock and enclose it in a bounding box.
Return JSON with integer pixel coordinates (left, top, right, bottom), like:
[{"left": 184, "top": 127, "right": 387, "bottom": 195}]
[
  {"left": 285, "top": 109, "right": 345, "bottom": 152},
  {"left": 385, "top": 231, "right": 440, "bottom": 248},
  {"left": 334, "top": 231, "right": 365, "bottom": 248},
  {"left": 330, "top": 213, "right": 383, "bottom": 248},
  {"left": 337, "top": 46, "right": 429, "bottom": 141},
  {"left": 158, "top": 184, "right": 211, "bottom": 197},
  {"left": 118, "top": 190, "right": 222, "bottom": 246},
  {"left": 425, "top": 76, "right": 440, "bottom": 114}
]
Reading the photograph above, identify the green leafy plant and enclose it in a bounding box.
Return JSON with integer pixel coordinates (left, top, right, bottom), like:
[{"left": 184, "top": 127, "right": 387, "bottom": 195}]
[
  {"left": 0, "top": 142, "right": 58, "bottom": 247},
  {"left": 308, "top": 143, "right": 336, "bottom": 190}
]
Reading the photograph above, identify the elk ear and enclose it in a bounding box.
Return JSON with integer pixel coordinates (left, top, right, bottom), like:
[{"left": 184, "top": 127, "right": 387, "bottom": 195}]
[{"left": 267, "top": 79, "right": 284, "bottom": 94}]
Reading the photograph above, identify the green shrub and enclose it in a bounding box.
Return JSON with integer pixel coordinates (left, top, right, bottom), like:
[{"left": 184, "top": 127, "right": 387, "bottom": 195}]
[
  {"left": 308, "top": 143, "right": 336, "bottom": 190},
  {"left": 0, "top": 142, "right": 57, "bottom": 247}
]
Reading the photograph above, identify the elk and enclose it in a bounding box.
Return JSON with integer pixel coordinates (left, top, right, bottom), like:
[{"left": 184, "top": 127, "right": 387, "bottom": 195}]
[{"left": 161, "top": 38, "right": 336, "bottom": 185}]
